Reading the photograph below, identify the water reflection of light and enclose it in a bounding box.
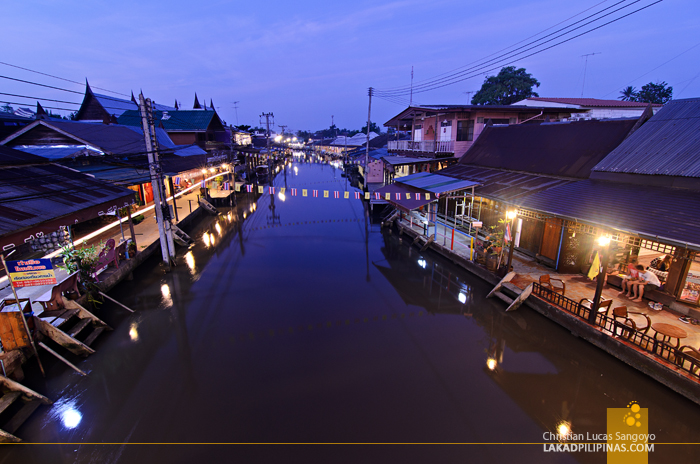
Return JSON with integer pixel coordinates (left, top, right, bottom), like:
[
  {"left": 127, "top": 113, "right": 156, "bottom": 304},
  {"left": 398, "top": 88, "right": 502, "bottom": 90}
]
[
  {"left": 161, "top": 283, "right": 171, "bottom": 299},
  {"left": 294, "top": 166, "right": 298, "bottom": 175},
  {"left": 209, "top": 233, "right": 216, "bottom": 245},
  {"left": 243, "top": 212, "right": 247, "bottom": 219},
  {"left": 202, "top": 233, "right": 210, "bottom": 247},
  {"left": 62, "top": 408, "right": 82, "bottom": 428},
  {"left": 418, "top": 259, "right": 427, "bottom": 269},
  {"left": 278, "top": 192, "right": 286, "bottom": 202},
  {"left": 215, "top": 223, "right": 222, "bottom": 235},
  {"left": 486, "top": 358, "right": 497, "bottom": 371},
  {"left": 129, "top": 323, "right": 139, "bottom": 341},
  {"left": 227, "top": 212, "right": 232, "bottom": 222},
  {"left": 185, "top": 251, "right": 195, "bottom": 272},
  {"left": 458, "top": 292, "right": 467, "bottom": 304}
]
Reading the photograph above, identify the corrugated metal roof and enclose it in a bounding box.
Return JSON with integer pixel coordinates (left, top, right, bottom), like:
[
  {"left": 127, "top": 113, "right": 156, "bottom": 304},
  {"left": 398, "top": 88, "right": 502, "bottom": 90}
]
[
  {"left": 439, "top": 165, "right": 573, "bottom": 203},
  {"left": 592, "top": 98, "right": 700, "bottom": 177},
  {"left": 0, "top": 163, "right": 135, "bottom": 246},
  {"left": 520, "top": 180, "right": 700, "bottom": 249},
  {"left": 458, "top": 118, "right": 637, "bottom": 178},
  {"left": 396, "top": 172, "right": 478, "bottom": 194},
  {"left": 381, "top": 156, "right": 432, "bottom": 166},
  {"left": 522, "top": 97, "right": 662, "bottom": 108},
  {"left": 0, "top": 145, "right": 49, "bottom": 166}
]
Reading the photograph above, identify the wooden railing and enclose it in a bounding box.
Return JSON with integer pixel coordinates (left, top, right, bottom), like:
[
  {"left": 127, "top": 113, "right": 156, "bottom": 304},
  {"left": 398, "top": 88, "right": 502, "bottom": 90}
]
[
  {"left": 532, "top": 283, "right": 700, "bottom": 381},
  {"left": 388, "top": 140, "right": 455, "bottom": 154}
]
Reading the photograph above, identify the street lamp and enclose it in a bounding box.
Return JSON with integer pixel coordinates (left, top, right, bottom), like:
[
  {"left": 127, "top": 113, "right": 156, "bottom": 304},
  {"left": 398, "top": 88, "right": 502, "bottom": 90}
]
[
  {"left": 505, "top": 210, "right": 518, "bottom": 272},
  {"left": 588, "top": 235, "right": 611, "bottom": 324}
]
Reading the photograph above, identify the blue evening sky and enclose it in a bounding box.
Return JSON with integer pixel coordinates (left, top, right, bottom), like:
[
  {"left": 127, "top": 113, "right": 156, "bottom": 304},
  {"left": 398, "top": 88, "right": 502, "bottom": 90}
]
[{"left": 2, "top": 0, "right": 699, "bottom": 132}]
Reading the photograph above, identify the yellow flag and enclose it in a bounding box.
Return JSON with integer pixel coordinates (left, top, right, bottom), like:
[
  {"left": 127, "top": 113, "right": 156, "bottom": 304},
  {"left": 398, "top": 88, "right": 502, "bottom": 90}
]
[
  {"left": 258, "top": 186, "right": 264, "bottom": 194},
  {"left": 385, "top": 193, "right": 390, "bottom": 200},
  {"left": 425, "top": 193, "right": 431, "bottom": 200},
  {"left": 406, "top": 193, "right": 411, "bottom": 199},
  {"left": 587, "top": 251, "right": 600, "bottom": 280},
  {"left": 302, "top": 189, "right": 308, "bottom": 197},
  {"left": 323, "top": 190, "right": 329, "bottom": 198},
  {"left": 235, "top": 183, "right": 241, "bottom": 192},
  {"left": 280, "top": 187, "right": 286, "bottom": 194},
  {"left": 364, "top": 192, "right": 370, "bottom": 200},
  {"left": 344, "top": 191, "right": 349, "bottom": 199}
]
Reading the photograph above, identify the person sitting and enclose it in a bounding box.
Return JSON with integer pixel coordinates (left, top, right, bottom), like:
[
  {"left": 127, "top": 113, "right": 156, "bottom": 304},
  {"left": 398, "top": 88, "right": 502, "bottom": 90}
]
[
  {"left": 618, "top": 257, "right": 640, "bottom": 296},
  {"left": 631, "top": 264, "right": 662, "bottom": 303}
]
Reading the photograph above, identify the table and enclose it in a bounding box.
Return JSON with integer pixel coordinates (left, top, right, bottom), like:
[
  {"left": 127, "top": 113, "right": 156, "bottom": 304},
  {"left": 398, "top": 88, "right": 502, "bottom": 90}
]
[{"left": 652, "top": 322, "right": 687, "bottom": 348}]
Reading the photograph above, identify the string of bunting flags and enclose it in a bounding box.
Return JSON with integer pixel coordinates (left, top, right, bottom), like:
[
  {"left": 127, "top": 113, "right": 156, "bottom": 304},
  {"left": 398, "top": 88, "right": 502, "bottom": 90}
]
[{"left": 232, "top": 184, "right": 433, "bottom": 201}]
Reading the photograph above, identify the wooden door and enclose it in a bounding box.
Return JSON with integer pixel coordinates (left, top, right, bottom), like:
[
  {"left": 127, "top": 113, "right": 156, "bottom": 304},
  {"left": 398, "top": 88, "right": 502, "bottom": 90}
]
[{"left": 539, "top": 218, "right": 562, "bottom": 262}]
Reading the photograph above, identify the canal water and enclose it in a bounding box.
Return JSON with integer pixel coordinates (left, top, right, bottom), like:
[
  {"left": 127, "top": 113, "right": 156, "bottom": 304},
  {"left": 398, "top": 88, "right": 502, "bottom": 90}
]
[{"left": 3, "top": 159, "right": 698, "bottom": 463}]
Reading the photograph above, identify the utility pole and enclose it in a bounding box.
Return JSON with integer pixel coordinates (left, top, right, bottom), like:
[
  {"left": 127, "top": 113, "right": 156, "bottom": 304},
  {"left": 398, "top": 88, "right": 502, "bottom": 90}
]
[
  {"left": 260, "top": 112, "right": 274, "bottom": 166},
  {"left": 463, "top": 90, "right": 476, "bottom": 104},
  {"left": 365, "top": 87, "right": 373, "bottom": 174},
  {"left": 581, "top": 52, "right": 601, "bottom": 97},
  {"left": 139, "top": 93, "right": 175, "bottom": 266},
  {"left": 409, "top": 66, "right": 414, "bottom": 107},
  {"left": 278, "top": 124, "right": 287, "bottom": 135}
]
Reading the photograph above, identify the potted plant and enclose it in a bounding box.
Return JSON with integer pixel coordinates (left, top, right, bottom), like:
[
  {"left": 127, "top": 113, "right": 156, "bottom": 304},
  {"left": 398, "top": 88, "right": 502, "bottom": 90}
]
[{"left": 484, "top": 221, "right": 507, "bottom": 273}]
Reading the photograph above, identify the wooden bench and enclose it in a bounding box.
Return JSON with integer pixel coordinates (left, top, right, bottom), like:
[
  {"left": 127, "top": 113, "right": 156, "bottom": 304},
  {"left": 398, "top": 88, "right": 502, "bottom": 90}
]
[{"left": 34, "top": 271, "right": 80, "bottom": 314}]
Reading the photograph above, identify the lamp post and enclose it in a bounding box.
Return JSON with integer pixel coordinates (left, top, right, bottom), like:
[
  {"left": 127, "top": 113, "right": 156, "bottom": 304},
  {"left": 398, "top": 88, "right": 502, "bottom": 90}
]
[
  {"left": 505, "top": 210, "right": 518, "bottom": 272},
  {"left": 589, "top": 235, "right": 611, "bottom": 324}
]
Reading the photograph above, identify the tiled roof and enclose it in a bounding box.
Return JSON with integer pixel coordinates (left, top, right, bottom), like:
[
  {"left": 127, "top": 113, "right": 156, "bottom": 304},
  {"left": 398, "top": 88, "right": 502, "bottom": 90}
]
[
  {"left": 523, "top": 97, "right": 662, "bottom": 108},
  {"left": 117, "top": 109, "right": 220, "bottom": 131},
  {"left": 592, "top": 98, "right": 700, "bottom": 177},
  {"left": 93, "top": 93, "right": 175, "bottom": 118}
]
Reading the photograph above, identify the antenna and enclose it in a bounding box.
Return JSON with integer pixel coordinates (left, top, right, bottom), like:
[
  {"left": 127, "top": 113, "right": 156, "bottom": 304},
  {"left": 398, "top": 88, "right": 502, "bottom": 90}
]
[
  {"left": 231, "top": 101, "right": 239, "bottom": 125},
  {"left": 463, "top": 90, "right": 476, "bottom": 104},
  {"left": 581, "top": 52, "right": 601, "bottom": 97}
]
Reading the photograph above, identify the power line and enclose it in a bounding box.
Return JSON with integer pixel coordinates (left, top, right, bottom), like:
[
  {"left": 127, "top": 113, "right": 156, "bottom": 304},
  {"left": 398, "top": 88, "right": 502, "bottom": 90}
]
[
  {"left": 375, "top": 0, "right": 662, "bottom": 97},
  {"left": 0, "top": 61, "right": 129, "bottom": 97}
]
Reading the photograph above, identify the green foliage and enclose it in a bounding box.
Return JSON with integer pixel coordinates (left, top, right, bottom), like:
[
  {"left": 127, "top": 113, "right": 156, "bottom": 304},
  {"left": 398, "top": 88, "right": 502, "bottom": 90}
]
[
  {"left": 57, "top": 242, "right": 103, "bottom": 285},
  {"left": 618, "top": 86, "right": 638, "bottom": 101},
  {"left": 472, "top": 66, "right": 540, "bottom": 105},
  {"left": 359, "top": 121, "right": 382, "bottom": 135},
  {"left": 635, "top": 81, "right": 673, "bottom": 104},
  {"left": 618, "top": 81, "right": 672, "bottom": 104},
  {"left": 132, "top": 214, "right": 145, "bottom": 224}
]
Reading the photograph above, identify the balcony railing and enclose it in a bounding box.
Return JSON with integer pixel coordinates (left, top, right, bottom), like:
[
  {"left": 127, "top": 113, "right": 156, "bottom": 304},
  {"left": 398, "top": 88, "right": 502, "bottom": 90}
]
[{"left": 388, "top": 140, "right": 454, "bottom": 154}]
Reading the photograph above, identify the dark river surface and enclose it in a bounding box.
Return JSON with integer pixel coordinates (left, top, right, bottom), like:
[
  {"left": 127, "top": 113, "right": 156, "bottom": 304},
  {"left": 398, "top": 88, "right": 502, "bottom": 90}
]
[{"left": 3, "top": 160, "right": 698, "bottom": 463}]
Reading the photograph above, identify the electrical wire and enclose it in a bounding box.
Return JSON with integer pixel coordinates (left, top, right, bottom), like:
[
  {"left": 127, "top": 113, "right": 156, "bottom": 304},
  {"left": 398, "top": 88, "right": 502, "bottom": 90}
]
[{"left": 374, "top": 0, "right": 663, "bottom": 97}]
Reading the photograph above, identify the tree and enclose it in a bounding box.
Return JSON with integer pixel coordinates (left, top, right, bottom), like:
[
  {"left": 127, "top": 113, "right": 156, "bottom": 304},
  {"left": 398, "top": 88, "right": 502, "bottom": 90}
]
[
  {"left": 618, "top": 86, "right": 638, "bottom": 101},
  {"left": 471, "top": 66, "right": 540, "bottom": 105},
  {"left": 1, "top": 104, "right": 13, "bottom": 113},
  {"left": 635, "top": 81, "right": 673, "bottom": 104},
  {"left": 359, "top": 121, "right": 382, "bottom": 135}
]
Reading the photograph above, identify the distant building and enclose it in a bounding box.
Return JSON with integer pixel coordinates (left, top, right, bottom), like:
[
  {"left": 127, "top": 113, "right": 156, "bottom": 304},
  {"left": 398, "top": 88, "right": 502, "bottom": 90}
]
[
  {"left": 384, "top": 104, "right": 573, "bottom": 160},
  {"left": 513, "top": 97, "right": 662, "bottom": 120}
]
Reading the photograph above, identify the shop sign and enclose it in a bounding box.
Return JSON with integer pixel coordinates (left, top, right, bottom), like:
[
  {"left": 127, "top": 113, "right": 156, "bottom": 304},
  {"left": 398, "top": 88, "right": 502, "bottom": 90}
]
[{"left": 6, "top": 259, "right": 57, "bottom": 288}]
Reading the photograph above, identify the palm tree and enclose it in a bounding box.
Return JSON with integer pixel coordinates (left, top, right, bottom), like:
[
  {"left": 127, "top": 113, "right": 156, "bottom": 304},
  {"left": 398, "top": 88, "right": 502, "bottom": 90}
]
[{"left": 619, "top": 86, "right": 638, "bottom": 102}]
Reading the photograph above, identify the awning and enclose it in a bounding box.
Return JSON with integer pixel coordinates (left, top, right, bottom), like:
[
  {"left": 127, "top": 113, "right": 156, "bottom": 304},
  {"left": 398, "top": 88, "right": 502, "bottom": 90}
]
[
  {"left": 0, "top": 164, "right": 135, "bottom": 251},
  {"left": 374, "top": 183, "right": 434, "bottom": 212},
  {"left": 396, "top": 172, "right": 479, "bottom": 194},
  {"left": 521, "top": 179, "right": 700, "bottom": 250}
]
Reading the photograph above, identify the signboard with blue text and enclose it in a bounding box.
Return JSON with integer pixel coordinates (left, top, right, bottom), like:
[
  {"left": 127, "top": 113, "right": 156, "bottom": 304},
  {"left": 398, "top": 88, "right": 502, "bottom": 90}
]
[{"left": 6, "top": 259, "right": 57, "bottom": 288}]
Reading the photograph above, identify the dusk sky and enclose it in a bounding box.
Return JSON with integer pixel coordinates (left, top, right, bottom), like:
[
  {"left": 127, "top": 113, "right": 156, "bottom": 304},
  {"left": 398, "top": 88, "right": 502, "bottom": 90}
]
[{"left": 2, "top": 0, "right": 699, "bottom": 133}]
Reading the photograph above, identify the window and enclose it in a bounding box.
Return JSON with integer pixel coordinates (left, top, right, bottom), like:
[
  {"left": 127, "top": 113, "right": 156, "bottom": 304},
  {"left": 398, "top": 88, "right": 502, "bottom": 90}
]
[{"left": 457, "top": 120, "right": 474, "bottom": 141}]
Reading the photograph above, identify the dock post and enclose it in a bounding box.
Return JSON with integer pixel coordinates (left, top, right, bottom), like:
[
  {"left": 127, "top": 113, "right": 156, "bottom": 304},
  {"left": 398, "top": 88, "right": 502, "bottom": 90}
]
[
  {"left": 451, "top": 228, "right": 455, "bottom": 250},
  {"left": 470, "top": 237, "right": 474, "bottom": 261}
]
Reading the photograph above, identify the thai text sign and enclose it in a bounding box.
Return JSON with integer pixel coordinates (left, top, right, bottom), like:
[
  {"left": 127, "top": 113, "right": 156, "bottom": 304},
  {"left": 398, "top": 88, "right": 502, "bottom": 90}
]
[{"left": 6, "top": 259, "right": 57, "bottom": 288}]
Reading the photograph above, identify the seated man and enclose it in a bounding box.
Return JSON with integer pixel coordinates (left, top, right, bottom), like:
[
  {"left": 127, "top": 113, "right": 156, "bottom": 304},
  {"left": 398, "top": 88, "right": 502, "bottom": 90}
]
[
  {"left": 631, "top": 264, "right": 662, "bottom": 303},
  {"left": 618, "top": 257, "right": 640, "bottom": 296}
]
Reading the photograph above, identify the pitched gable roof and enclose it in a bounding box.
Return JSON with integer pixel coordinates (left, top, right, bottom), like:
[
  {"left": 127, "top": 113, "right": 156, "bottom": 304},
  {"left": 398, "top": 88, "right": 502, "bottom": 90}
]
[
  {"left": 117, "top": 109, "right": 224, "bottom": 132},
  {"left": 455, "top": 118, "right": 638, "bottom": 178},
  {"left": 592, "top": 98, "right": 700, "bottom": 177},
  {"left": 521, "top": 97, "right": 662, "bottom": 108}
]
